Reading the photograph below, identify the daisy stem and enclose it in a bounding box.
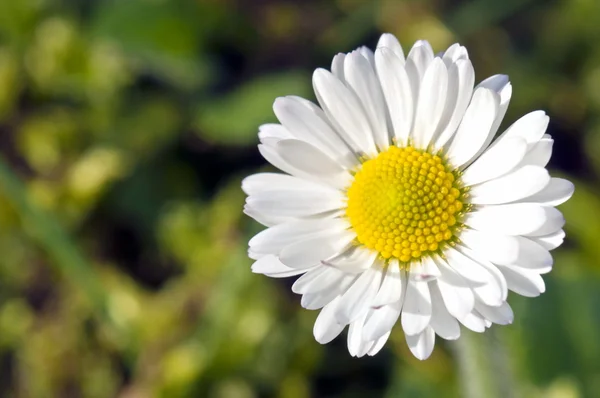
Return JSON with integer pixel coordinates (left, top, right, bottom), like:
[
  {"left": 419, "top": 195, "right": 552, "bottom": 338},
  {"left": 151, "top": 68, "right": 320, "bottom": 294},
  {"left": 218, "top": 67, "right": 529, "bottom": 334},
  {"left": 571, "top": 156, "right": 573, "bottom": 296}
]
[{"left": 451, "top": 328, "right": 515, "bottom": 398}]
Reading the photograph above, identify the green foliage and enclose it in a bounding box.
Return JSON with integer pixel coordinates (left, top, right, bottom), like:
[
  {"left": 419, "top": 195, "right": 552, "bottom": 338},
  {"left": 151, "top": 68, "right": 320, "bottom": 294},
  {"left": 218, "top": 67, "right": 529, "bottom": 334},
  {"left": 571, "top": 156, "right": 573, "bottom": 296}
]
[{"left": 0, "top": 0, "right": 598, "bottom": 397}]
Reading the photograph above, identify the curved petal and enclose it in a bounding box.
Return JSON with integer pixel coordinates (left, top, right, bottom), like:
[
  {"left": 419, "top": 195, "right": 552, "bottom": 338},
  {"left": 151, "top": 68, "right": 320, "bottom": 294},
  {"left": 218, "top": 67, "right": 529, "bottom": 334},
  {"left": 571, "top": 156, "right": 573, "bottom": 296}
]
[
  {"left": 324, "top": 246, "right": 377, "bottom": 274},
  {"left": 519, "top": 136, "right": 553, "bottom": 167},
  {"left": 433, "top": 59, "right": 475, "bottom": 150},
  {"left": 468, "top": 165, "right": 550, "bottom": 205},
  {"left": 461, "top": 137, "right": 528, "bottom": 186},
  {"left": 377, "top": 33, "right": 405, "bottom": 62},
  {"left": 249, "top": 218, "right": 349, "bottom": 255},
  {"left": 344, "top": 51, "right": 389, "bottom": 151},
  {"left": 405, "top": 40, "right": 434, "bottom": 82},
  {"left": 367, "top": 331, "right": 391, "bottom": 356},
  {"left": 406, "top": 326, "right": 435, "bottom": 360},
  {"left": 374, "top": 48, "right": 414, "bottom": 145},
  {"left": 497, "top": 265, "right": 546, "bottom": 297},
  {"left": 401, "top": 278, "right": 432, "bottom": 336},
  {"left": 459, "top": 229, "right": 520, "bottom": 265},
  {"left": 446, "top": 87, "right": 499, "bottom": 168},
  {"left": 434, "top": 256, "right": 475, "bottom": 319},
  {"left": 429, "top": 282, "right": 460, "bottom": 340},
  {"left": 412, "top": 58, "right": 448, "bottom": 149},
  {"left": 520, "top": 178, "right": 574, "bottom": 207},
  {"left": 475, "top": 75, "right": 511, "bottom": 145},
  {"left": 335, "top": 267, "right": 384, "bottom": 324},
  {"left": 531, "top": 229, "right": 565, "bottom": 251},
  {"left": 314, "top": 297, "right": 345, "bottom": 344},
  {"left": 273, "top": 96, "right": 357, "bottom": 168},
  {"left": 475, "top": 301, "right": 514, "bottom": 325},
  {"left": 292, "top": 266, "right": 348, "bottom": 294},
  {"left": 362, "top": 301, "right": 401, "bottom": 341},
  {"left": 279, "top": 230, "right": 356, "bottom": 269},
  {"left": 372, "top": 260, "right": 406, "bottom": 306},
  {"left": 331, "top": 53, "right": 346, "bottom": 82},
  {"left": 465, "top": 203, "right": 563, "bottom": 236},
  {"left": 444, "top": 245, "right": 494, "bottom": 284},
  {"left": 251, "top": 255, "right": 312, "bottom": 278},
  {"left": 496, "top": 110, "right": 549, "bottom": 145},
  {"left": 409, "top": 256, "right": 441, "bottom": 282},
  {"left": 313, "top": 68, "right": 377, "bottom": 156}
]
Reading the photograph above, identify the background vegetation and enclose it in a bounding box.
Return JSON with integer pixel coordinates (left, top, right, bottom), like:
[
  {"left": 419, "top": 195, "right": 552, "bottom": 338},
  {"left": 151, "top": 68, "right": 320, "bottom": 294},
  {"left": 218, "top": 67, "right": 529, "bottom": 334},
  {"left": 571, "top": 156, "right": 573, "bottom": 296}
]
[{"left": 0, "top": 0, "right": 599, "bottom": 397}]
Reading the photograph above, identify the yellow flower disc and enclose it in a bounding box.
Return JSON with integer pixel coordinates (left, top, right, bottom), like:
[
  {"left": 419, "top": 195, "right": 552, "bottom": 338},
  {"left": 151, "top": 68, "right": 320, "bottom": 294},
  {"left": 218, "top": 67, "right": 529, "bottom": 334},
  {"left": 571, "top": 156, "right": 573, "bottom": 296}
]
[{"left": 345, "top": 146, "right": 468, "bottom": 263}]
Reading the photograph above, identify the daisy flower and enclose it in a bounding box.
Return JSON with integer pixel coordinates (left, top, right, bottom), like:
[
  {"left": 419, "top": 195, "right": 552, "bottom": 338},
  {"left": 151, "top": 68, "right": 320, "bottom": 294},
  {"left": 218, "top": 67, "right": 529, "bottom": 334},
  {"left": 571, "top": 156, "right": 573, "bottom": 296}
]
[{"left": 242, "top": 33, "right": 574, "bottom": 360}]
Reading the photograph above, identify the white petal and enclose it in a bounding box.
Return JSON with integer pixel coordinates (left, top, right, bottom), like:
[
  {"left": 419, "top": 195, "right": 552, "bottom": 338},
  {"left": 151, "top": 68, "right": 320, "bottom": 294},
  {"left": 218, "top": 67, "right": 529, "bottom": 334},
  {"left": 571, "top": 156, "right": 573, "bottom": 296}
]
[
  {"left": 313, "top": 69, "right": 377, "bottom": 156},
  {"left": 374, "top": 48, "right": 414, "bottom": 145},
  {"left": 405, "top": 40, "right": 434, "bottom": 82},
  {"left": 372, "top": 260, "right": 406, "bottom": 306},
  {"left": 292, "top": 266, "right": 347, "bottom": 294},
  {"left": 519, "top": 136, "right": 553, "bottom": 167},
  {"left": 468, "top": 165, "right": 550, "bottom": 205},
  {"left": 442, "top": 43, "right": 469, "bottom": 64},
  {"left": 246, "top": 188, "right": 345, "bottom": 218},
  {"left": 335, "top": 267, "right": 384, "bottom": 324},
  {"left": 446, "top": 88, "right": 499, "bottom": 168},
  {"left": 461, "top": 137, "right": 528, "bottom": 186},
  {"left": 258, "top": 144, "right": 310, "bottom": 182},
  {"left": 429, "top": 282, "right": 460, "bottom": 340},
  {"left": 476, "top": 74, "right": 511, "bottom": 139},
  {"left": 409, "top": 256, "right": 441, "bottom": 282},
  {"left": 276, "top": 139, "right": 350, "bottom": 182},
  {"left": 444, "top": 245, "right": 493, "bottom": 284},
  {"left": 273, "top": 96, "right": 357, "bottom": 168},
  {"left": 377, "top": 33, "right": 405, "bottom": 62},
  {"left": 347, "top": 312, "right": 370, "bottom": 357},
  {"left": 249, "top": 218, "right": 349, "bottom": 255},
  {"left": 412, "top": 58, "right": 448, "bottom": 149},
  {"left": 313, "top": 297, "right": 346, "bottom": 344},
  {"left": 434, "top": 256, "right": 475, "bottom": 318},
  {"left": 433, "top": 59, "right": 475, "bottom": 150},
  {"left": 357, "top": 46, "right": 375, "bottom": 67},
  {"left": 458, "top": 311, "right": 487, "bottom": 332},
  {"left": 465, "top": 203, "right": 562, "bottom": 236},
  {"left": 459, "top": 229, "right": 520, "bottom": 265},
  {"left": 531, "top": 229, "right": 565, "bottom": 251},
  {"left": 279, "top": 230, "right": 356, "bottom": 269},
  {"left": 323, "top": 246, "right": 377, "bottom": 274},
  {"left": 251, "top": 255, "right": 311, "bottom": 278},
  {"left": 520, "top": 178, "right": 574, "bottom": 207},
  {"left": 362, "top": 302, "right": 401, "bottom": 341},
  {"left": 458, "top": 246, "right": 508, "bottom": 302},
  {"left": 475, "top": 301, "right": 513, "bottom": 325},
  {"left": 243, "top": 205, "right": 292, "bottom": 227},
  {"left": 344, "top": 52, "right": 389, "bottom": 151},
  {"left": 331, "top": 53, "right": 346, "bottom": 82},
  {"left": 497, "top": 265, "right": 546, "bottom": 297},
  {"left": 406, "top": 326, "right": 435, "bottom": 360},
  {"left": 367, "top": 331, "right": 391, "bottom": 356},
  {"left": 497, "top": 110, "right": 549, "bottom": 144},
  {"left": 401, "top": 279, "right": 432, "bottom": 336},
  {"left": 243, "top": 173, "right": 333, "bottom": 196},
  {"left": 258, "top": 123, "right": 293, "bottom": 141},
  {"left": 301, "top": 275, "right": 355, "bottom": 310},
  {"left": 505, "top": 236, "right": 553, "bottom": 273}
]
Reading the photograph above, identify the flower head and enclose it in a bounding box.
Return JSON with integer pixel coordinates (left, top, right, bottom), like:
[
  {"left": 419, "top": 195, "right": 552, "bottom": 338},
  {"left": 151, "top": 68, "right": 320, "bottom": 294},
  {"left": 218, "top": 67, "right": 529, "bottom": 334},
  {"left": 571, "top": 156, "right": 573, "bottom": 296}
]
[{"left": 242, "top": 34, "right": 574, "bottom": 359}]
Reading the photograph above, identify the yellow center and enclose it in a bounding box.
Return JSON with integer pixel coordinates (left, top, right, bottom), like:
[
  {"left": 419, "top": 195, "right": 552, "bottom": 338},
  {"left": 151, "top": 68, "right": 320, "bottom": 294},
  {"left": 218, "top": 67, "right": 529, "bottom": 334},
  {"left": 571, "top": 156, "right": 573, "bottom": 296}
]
[{"left": 345, "top": 146, "right": 468, "bottom": 264}]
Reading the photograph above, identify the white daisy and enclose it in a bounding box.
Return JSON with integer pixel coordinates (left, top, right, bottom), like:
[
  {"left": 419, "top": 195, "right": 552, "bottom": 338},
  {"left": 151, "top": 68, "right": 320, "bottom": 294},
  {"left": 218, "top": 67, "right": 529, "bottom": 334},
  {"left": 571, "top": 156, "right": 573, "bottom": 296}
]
[{"left": 242, "top": 33, "right": 574, "bottom": 360}]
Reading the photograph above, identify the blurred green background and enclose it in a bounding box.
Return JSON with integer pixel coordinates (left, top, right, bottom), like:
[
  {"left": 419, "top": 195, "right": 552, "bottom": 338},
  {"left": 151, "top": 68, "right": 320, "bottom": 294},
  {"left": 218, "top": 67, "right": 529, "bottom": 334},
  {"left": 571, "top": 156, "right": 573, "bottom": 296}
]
[{"left": 0, "top": 0, "right": 599, "bottom": 397}]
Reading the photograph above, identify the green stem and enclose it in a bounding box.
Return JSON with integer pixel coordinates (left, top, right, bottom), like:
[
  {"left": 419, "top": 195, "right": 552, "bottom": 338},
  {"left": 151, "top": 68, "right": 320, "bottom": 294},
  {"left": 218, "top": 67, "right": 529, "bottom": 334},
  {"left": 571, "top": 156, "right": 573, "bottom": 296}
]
[{"left": 451, "top": 328, "right": 516, "bottom": 398}]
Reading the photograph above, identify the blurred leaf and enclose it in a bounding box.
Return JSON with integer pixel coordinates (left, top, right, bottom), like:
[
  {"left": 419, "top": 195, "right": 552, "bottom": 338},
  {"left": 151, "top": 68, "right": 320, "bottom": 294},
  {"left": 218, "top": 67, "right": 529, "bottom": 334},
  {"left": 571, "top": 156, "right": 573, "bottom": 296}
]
[
  {"left": 91, "top": 0, "right": 209, "bottom": 89},
  {"left": 194, "top": 72, "right": 311, "bottom": 145}
]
